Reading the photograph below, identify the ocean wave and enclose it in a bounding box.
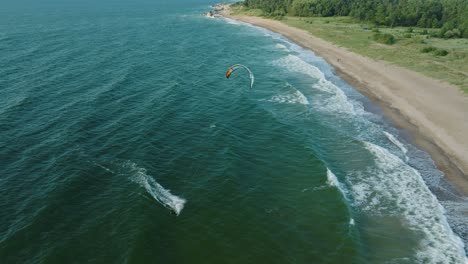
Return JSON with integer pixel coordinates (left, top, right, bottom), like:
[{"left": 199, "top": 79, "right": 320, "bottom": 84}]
[
  {"left": 384, "top": 131, "right": 409, "bottom": 162},
  {"left": 269, "top": 91, "right": 309, "bottom": 105},
  {"left": 440, "top": 199, "right": 468, "bottom": 255},
  {"left": 327, "top": 168, "right": 356, "bottom": 235},
  {"left": 124, "top": 162, "right": 186, "bottom": 216},
  {"left": 274, "top": 43, "right": 289, "bottom": 52},
  {"left": 349, "top": 142, "right": 467, "bottom": 263},
  {"left": 326, "top": 168, "right": 340, "bottom": 188},
  {"left": 263, "top": 28, "right": 466, "bottom": 260},
  {"left": 273, "top": 55, "right": 355, "bottom": 114},
  {"left": 223, "top": 18, "right": 242, "bottom": 25},
  {"left": 326, "top": 167, "right": 351, "bottom": 203}
]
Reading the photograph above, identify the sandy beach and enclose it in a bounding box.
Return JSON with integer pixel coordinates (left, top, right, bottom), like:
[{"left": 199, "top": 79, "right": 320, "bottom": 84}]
[{"left": 223, "top": 12, "right": 468, "bottom": 194}]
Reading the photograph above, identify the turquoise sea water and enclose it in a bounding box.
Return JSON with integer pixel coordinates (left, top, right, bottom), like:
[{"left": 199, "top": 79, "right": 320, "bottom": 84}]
[{"left": 1, "top": 0, "right": 467, "bottom": 263}]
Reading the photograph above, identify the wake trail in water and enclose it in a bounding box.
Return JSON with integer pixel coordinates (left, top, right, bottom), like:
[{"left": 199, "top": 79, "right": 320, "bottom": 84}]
[
  {"left": 124, "top": 162, "right": 186, "bottom": 216},
  {"left": 92, "top": 160, "right": 186, "bottom": 215},
  {"left": 92, "top": 161, "right": 116, "bottom": 174}
]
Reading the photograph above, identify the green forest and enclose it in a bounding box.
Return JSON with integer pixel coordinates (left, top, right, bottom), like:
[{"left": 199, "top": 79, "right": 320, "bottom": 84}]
[{"left": 242, "top": 0, "right": 468, "bottom": 38}]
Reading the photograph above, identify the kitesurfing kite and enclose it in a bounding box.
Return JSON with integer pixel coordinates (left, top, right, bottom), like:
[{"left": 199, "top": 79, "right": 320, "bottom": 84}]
[{"left": 226, "top": 64, "right": 254, "bottom": 89}]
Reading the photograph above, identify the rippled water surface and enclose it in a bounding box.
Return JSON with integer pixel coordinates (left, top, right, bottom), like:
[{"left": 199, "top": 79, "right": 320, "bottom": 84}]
[{"left": 1, "top": 0, "right": 467, "bottom": 263}]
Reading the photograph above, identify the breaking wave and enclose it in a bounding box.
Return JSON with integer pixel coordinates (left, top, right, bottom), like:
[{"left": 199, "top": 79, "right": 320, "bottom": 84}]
[
  {"left": 268, "top": 83, "right": 309, "bottom": 105},
  {"left": 348, "top": 142, "right": 467, "bottom": 263},
  {"left": 326, "top": 168, "right": 340, "bottom": 188},
  {"left": 273, "top": 55, "right": 355, "bottom": 114},
  {"left": 384, "top": 131, "right": 409, "bottom": 162},
  {"left": 223, "top": 18, "right": 242, "bottom": 25},
  {"left": 274, "top": 43, "right": 290, "bottom": 51}
]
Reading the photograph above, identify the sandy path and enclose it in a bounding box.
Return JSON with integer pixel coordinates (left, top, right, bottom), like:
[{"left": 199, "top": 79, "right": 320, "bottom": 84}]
[{"left": 227, "top": 14, "right": 468, "bottom": 194}]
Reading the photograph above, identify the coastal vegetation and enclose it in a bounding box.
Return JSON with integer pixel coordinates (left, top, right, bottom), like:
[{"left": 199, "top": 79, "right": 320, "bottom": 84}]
[
  {"left": 230, "top": 2, "right": 468, "bottom": 92},
  {"left": 241, "top": 0, "right": 468, "bottom": 38},
  {"left": 373, "top": 33, "right": 396, "bottom": 45}
]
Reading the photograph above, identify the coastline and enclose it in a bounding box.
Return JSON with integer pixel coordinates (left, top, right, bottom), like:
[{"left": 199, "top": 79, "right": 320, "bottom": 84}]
[{"left": 220, "top": 11, "right": 468, "bottom": 195}]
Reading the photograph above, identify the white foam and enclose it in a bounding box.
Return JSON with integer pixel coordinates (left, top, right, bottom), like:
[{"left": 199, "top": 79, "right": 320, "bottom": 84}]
[
  {"left": 384, "top": 131, "right": 409, "bottom": 161},
  {"left": 274, "top": 43, "right": 289, "bottom": 51},
  {"left": 440, "top": 199, "right": 468, "bottom": 259},
  {"left": 269, "top": 90, "right": 309, "bottom": 105},
  {"left": 349, "top": 142, "right": 467, "bottom": 262},
  {"left": 272, "top": 55, "right": 355, "bottom": 114},
  {"left": 301, "top": 186, "right": 327, "bottom": 192},
  {"left": 273, "top": 55, "right": 327, "bottom": 86},
  {"left": 93, "top": 162, "right": 115, "bottom": 174},
  {"left": 326, "top": 168, "right": 340, "bottom": 187},
  {"left": 126, "top": 162, "right": 186, "bottom": 215},
  {"left": 326, "top": 168, "right": 351, "bottom": 203},
  {"left": 266, "top": 82, "right": 309, "bottom": 105},
  {"left": 223, "top": 18, "right": 241, "bottom": 25}
]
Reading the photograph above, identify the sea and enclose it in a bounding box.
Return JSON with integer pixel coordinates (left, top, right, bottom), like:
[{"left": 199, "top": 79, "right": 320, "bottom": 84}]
[{"left": 1, "top": 0, "right": 467, "bottom": 263}]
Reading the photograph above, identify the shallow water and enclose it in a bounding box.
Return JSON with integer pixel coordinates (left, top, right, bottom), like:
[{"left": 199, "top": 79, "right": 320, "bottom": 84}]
[{"left": 0, "top": 0, "right": 467, "bottom": 263}]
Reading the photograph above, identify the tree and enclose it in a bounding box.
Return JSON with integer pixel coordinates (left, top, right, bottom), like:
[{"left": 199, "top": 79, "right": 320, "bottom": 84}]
[{"left": 242, "top": 0, "right": 468, "bottom": 38}]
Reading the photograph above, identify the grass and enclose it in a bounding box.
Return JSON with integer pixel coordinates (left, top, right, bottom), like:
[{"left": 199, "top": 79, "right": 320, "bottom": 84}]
[
  {"left": 229, "top": 6, "right": 263, "bottom": 16},
  {"left": 230, "top": 7, "right": 468, "bottom": 93},
  {"left": 373, "top": 33, "right": 396, "bottom": 44}
]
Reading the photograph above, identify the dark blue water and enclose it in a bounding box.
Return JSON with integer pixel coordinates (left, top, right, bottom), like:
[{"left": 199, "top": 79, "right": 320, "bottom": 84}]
[{"left": 1, "top": 0, "right": 467, "bottom": 263}]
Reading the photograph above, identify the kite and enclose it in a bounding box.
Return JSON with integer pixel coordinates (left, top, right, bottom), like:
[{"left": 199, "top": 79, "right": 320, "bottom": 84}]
[{"left": 226, "top": 64, "right": 254, "bottom": 89}]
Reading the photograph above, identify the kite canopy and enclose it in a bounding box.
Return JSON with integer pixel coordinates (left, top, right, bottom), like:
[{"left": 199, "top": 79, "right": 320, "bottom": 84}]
[{"left": 226, "top": 64, "right": 254, "bottom": 89}]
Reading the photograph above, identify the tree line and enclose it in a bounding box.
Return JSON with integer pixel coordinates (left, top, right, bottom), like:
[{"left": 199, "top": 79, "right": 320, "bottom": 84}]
[{"left": 242, "top": 0, "right": 468, "bottom": 38}]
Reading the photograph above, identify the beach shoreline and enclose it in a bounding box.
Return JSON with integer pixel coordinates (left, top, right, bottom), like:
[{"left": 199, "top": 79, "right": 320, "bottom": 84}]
[{"left": 219, "top": 9, "right": 468, "bottom": 195}]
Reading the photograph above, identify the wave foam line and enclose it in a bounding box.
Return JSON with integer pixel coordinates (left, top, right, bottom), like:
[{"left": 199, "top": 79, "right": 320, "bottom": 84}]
[
  {"left": 127, "top": 162, "right": 186, "bottom": 215},
  {"left": 383, "top": 131, "right": 409, "bottom": 162},
  {"left": 223, "top": 17, "right": 242, "bottom": 25},
  {"left": 269, "top": 83, "right": 309, "bottom": 105},
  {"left": 273, "top": 55, "right": 355, "bottom": 114},
  {"left": 326, "top": 168, "right": 351, "bottom": 201},
  {"left": 274, "top": 43, "right": 290, "bottom": 52},
  {"left": 326, "top": 168, "right": 340, "bottom": 187},
  {"left": 354, "top": 142, "right": 467, "bottom": 263},
  {"left": 327, "top": 168, "right": 356, "bottom": 229}
]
